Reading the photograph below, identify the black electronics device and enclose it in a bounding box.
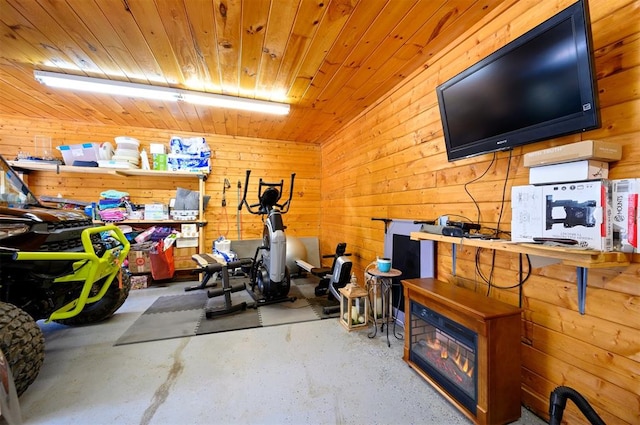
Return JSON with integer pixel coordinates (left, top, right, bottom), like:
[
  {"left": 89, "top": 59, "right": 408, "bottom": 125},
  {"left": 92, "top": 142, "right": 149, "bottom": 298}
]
[
  {"left": 442, "top": 226, "right": 464, "bottom": 237},
  {"left": 447, "top": 221, "right": 481, "bottom": 232},
  {"left": 420, "top": 224, "right": 464, "bottom": 237},
  {"left": 437, "top": 0, "right": 599, "bottom": 162}
]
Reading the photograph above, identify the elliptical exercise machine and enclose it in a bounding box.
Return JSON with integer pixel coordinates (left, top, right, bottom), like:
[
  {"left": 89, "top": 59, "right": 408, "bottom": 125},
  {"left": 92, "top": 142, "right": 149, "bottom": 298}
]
[{"left": 239, "top": 169, "right": 296, "bottom": 305}]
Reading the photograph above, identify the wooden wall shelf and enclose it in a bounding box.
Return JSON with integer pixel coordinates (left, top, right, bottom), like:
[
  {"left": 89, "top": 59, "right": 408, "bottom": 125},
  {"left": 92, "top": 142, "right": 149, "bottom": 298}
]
[
  {"left": 8, "top": 160, "right": 208, "bottom": 179},
  {"left": 95, "top": 219, "right": 205, "bottom": 225},
  {"left": 410, "top": 232, "right": 632, "bottom": 314},
  {"left": 9, "top": 160, "right": 209, "bottom": 271},
  {"left": 410, "top": 232, "right": 631, "bottom": 268}
]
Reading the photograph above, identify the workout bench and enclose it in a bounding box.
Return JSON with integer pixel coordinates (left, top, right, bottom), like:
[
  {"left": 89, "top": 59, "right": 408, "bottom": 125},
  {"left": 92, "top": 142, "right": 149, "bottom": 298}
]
[{"left": 187, "top": 253, "right": 256, "bottom": 318}]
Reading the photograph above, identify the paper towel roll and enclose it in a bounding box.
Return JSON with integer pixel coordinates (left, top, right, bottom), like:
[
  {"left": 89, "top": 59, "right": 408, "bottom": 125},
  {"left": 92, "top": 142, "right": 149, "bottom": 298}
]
[{"left": 215, "top": 239, "right": 231, "bottom": 253}]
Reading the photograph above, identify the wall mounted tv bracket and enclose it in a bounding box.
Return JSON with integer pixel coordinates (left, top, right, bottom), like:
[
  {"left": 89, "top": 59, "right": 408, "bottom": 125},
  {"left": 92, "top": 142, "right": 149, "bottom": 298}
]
[{"left": 545, "top": 196, "right": 597, "bottom": 230}]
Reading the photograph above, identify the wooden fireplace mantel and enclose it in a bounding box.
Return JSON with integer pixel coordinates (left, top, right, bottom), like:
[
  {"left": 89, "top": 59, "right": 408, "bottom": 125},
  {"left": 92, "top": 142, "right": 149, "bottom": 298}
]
[{"left": 402, "top": 278, "right": 522, "bottom": 425}]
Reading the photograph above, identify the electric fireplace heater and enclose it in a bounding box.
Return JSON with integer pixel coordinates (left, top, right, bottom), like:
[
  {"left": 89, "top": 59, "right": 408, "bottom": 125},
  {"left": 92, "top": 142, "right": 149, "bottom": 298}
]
[
  {"left": 402, "top": 278, "right": 522, "bottom": 425},
  {"left": 409, "top": 302, "right": 478, "bottom": 414}
]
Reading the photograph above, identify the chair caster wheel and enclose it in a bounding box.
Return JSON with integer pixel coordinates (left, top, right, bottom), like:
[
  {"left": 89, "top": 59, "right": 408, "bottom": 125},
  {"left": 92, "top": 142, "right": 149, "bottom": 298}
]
[{"left": 315, "top": 287, "right": 328, "bottom": 296}]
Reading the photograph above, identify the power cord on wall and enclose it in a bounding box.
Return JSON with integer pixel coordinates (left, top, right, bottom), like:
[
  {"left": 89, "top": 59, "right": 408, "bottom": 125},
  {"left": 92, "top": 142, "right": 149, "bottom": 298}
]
[
  {"left": 493, "top": 149, "right": 513, "bottom": 238},
  {"left": 217, "top": 178, "right": 232, "bottom": 238},
  {"left": 464, "top": 152, "right": 496, "bottom": 226},
  {"left": 475, "top": 248, "right": 532, "bottom": 296},
  {"left": 454, "top": 149, "right": 532, "bottom": 295}
]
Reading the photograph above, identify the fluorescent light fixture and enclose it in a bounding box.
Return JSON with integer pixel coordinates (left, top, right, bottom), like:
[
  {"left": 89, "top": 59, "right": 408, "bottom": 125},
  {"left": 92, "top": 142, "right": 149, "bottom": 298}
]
[
  {"left": 180, "top": 92, "right": 290, "bottom": 115},
  {"left": 34, "top": 70, "right": 179, "bottom": 102},
  {"left": 34, "top": 70, "right": 290, "bottom": 115}
]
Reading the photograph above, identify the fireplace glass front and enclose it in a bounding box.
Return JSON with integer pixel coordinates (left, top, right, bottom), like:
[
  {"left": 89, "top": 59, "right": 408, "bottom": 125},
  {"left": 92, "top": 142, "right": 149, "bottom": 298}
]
[{"left": 409, "top": 301, "right": 478, "bottom": 414}]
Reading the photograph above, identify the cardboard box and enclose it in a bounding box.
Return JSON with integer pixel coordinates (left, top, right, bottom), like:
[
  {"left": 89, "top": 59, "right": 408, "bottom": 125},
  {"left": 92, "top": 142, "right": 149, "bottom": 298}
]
[
  {"left": 523, "top": 140, "right": 622, "bottom": 167},
  {"left": 511, "top": 185, "right": 545, "bottom": 242},
  {"left": 611, "top": 179, "right": 639, "bottom": 253},
  {"left": 512, "top": 180, "right": 613, "bottom": 251},
  {"left": 173, "top": 246, "right": 198, "bottom": 270},
  {"left": 127, "top": 249, "right": 152, "bottom": 274},
  {"left": 528, "top": 160, "right": 609, "bottom": 185}
]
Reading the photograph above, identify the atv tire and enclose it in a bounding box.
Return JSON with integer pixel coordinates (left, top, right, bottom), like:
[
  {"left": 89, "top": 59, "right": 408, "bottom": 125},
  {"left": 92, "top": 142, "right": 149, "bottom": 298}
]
[
  {"left": 0, "top": 302, "right": 45, "bottom": 396},
  {"left": 54, "top": 272, "right": 132, "bottom": 326}
]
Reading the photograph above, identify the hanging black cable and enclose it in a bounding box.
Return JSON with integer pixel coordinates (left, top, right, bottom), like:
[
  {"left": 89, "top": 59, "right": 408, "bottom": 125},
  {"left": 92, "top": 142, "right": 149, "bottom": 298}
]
[
  {"left": 471, "top": 150, "right": 522, "bottom": 295},
  {"left": 464, "top": 152, "right": 496, "bottom": 226},
  {"left": 493, "top": 149, "right": 513, "bottom": 237},
  {"left": 475, "top": 247, "right": 532, "bottom": 291}
]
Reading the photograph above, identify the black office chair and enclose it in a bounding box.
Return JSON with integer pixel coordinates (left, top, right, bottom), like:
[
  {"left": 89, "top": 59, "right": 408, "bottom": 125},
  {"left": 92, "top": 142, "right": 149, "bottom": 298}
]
[{"left": 312, "top": 243, "right": 353, "bottom": 314}]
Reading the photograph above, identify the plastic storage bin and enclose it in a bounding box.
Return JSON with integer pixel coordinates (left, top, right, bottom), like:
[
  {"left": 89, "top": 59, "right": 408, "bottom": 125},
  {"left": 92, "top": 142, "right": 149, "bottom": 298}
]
[{"left": 57, "top": 143, "right": 101, "bottom": 166}]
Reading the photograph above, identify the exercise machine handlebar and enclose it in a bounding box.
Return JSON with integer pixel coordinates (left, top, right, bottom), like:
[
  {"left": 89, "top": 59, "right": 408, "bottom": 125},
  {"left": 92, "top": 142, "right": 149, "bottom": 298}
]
[
  {"left": 238, "top": 169, "right": 296, "bottom": 215},
  {"left": 279, "top": 172, "right": 296, "bottom": 213},
  {"left": 238, "top": 169, "right": 251, "bottom": 211}
]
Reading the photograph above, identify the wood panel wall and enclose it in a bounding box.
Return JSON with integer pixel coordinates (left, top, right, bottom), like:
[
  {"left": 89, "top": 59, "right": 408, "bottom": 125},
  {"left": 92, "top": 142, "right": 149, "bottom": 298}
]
[
  {"left": 320, "top": 0, "right": 640, "bottom": 424},
  {"left": 0, "top": 0, "right": 638, "bottom": 423},
  {"left": 0, "top": 116, "right": 321, "bottom": 254}
]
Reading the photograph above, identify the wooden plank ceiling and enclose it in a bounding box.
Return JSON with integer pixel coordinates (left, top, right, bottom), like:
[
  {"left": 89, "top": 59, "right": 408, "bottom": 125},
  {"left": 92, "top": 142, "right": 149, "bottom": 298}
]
[{"left": 0, "top": 0, "right": 505, "bottom": 143}]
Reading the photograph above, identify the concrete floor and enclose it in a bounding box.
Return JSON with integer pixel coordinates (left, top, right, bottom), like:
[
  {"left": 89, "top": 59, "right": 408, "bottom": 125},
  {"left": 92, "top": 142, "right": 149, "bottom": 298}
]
[{"left": 19, "top": 279, "right": 547, "bottom": 425}]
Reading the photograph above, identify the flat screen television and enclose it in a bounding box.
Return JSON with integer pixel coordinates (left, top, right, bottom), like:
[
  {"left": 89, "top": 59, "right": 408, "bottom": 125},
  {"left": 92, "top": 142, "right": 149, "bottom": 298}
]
[{"left": 437, "top": 0, "right": 600, "bottom": 162}]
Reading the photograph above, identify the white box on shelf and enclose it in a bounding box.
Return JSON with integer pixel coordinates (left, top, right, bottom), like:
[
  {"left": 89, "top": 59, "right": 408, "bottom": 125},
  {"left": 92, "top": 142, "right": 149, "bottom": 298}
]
[
  {"left": 512, "top": 180, "right": 613, "bottom": 251},
  {"left": 176, "top": 237, "right": 198, "bottom": 248},
  {"left": 180, "top": 223, "right": 198, "bottom": 238},
  {"left": 528, "top": 160, "right": 608, "bottom": 185},
  {"left": 144, "top": 203, "right": 169, "bottom": 220},
  {"left": 170, "top": 210, "right": 198, "bottom": 221},
  {"left": 511, "top": 185, "right": 544, "bottom": 242},
  {"left": 611, "top": 179, "right": 639, "bottom": 253},
  {"left": 149, "top": 143, "right": 166, "bottom": 154}
]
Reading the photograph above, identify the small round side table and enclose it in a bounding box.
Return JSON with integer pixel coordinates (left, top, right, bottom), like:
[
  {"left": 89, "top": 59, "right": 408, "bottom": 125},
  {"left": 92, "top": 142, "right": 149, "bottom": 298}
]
[{"left": 366, "top": 267, "right": 402, "bottom": 347}]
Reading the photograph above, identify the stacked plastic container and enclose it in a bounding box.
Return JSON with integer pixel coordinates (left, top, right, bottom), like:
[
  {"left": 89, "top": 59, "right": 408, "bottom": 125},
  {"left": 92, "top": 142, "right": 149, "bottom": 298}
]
[{"left": 111, "top": 136, "right": 140, "bottom": 168}]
